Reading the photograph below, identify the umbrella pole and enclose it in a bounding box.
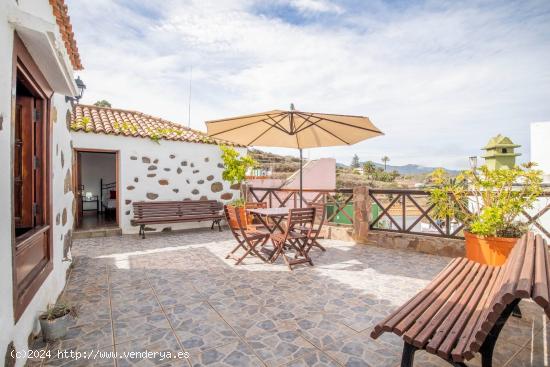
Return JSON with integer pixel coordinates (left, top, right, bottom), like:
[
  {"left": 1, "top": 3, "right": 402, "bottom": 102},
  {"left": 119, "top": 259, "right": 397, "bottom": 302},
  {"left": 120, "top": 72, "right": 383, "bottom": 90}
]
[{"left": 299, "top": 148, "right": 303, "bottom": 208}]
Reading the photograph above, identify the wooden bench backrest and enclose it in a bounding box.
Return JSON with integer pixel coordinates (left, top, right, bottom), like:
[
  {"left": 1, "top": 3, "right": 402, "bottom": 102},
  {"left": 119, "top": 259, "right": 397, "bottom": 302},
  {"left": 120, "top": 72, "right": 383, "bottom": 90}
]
[
  {"left": 133, "top": 200, "right": 222, "bottom": 219},
  {"left": 460, "top": 232, "right": 550, "bottom": 357}
]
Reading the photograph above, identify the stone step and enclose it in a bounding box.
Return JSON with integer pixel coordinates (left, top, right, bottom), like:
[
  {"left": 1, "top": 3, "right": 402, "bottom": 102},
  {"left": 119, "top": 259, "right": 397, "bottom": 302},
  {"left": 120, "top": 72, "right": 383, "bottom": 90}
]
[{"left": 73, "top": 227, "right": 122, "bottom": 239}]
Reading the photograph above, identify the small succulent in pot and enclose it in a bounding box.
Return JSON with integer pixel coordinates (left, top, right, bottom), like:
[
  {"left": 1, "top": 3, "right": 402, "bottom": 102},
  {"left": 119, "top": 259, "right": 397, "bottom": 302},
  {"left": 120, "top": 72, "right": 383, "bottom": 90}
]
[{"left": 39, "top": 301, "right": 78, "bottom": 341}]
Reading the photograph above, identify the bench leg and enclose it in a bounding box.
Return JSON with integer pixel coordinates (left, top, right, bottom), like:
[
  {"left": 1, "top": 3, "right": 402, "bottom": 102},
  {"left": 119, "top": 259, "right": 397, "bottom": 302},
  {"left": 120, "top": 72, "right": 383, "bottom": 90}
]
[
  {"left": 479, "top": 299, "right": 520, "bottom": 367},
  {"left": 401, "top": 342, "right": 417, "bottom": 367},
  {"left": 139, "top": 225, "right": 146, "bottom": 239},
  {"left": 211, "top": 219, "right": 222, "bottom": 231},
  {"left": 512, "top": 304, "right": 522, "bottom": 318}
]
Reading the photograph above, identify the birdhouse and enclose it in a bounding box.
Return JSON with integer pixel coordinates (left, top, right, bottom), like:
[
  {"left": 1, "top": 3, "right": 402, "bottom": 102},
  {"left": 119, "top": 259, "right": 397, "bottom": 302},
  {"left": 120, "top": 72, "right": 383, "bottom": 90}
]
[{"left": 481, "top": 134, "right": 521, "bottom": 170}]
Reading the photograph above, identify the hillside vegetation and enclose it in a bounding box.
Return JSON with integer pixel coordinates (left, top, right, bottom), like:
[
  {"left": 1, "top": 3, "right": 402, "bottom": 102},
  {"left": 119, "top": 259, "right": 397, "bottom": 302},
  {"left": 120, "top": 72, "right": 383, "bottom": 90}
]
[{"left": 249, "top": 149, "right": 433, "bottom": 189}]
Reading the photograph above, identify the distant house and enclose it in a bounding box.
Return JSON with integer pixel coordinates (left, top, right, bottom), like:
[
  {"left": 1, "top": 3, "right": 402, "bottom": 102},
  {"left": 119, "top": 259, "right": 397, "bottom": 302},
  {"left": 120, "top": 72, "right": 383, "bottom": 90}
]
[
  {"left": 70, "top": 104, "right": 242, "bottom": 234},
  {"left": 247, "top": 158, "right": 337, "bottom": 208},
  {"left": 1, "top": 0, "right": 82, "bottom": 363}
]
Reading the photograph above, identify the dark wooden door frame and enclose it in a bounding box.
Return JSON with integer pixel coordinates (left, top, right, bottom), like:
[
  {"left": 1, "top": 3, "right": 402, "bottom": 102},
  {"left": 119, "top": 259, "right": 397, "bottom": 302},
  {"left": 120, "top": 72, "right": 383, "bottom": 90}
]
[
  {"left": 73, "top": 148, "right": 120, "bottom": 227},
  {"left": 74, "top": 151, "right": 82, "bottom": 228},
  {"left": 11, "top": 34, "right": 54, "bottom": 321}
]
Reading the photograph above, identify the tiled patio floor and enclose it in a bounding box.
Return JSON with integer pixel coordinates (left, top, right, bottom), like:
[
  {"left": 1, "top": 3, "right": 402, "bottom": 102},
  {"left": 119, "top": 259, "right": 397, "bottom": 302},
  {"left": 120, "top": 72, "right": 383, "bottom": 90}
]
[{"left": 29, "top": 229, "right": 548, "bottom": 366}]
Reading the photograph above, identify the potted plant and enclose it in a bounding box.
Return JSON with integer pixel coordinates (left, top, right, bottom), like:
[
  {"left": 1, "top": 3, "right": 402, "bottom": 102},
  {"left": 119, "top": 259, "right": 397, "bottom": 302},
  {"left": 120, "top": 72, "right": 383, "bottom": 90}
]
[
  {"left": 428, "top": 163, "right": 543, "bottom": 265},
  {"left": 39, "top": 301, "right": 77, "bottom": 341},
  {"left": 220, "top": 146, "right": 258, "bottom": 227}
]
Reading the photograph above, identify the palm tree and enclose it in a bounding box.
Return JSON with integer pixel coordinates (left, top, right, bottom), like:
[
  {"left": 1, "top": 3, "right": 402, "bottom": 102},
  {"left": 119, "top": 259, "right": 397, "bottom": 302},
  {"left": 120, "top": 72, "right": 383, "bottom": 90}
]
[{"left": 381, "top": 156, "right": 390, "bottom": 171}]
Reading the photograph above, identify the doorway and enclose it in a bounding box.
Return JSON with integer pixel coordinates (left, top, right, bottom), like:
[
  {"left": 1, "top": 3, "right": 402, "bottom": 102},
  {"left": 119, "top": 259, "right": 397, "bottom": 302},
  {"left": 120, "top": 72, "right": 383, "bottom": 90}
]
[{"left": 74, "top": 149, "right": 119, "bottom": 230}]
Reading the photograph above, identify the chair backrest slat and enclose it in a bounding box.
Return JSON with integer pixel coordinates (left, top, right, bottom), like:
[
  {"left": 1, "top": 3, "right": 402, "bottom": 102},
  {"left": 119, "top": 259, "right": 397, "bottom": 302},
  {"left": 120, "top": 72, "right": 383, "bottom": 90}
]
[
  {"left": 224, "top": 205, "right": 258, "bottom": 241},
  {"left": 287, "top": 208, "right": 316, "bottom": 229}
]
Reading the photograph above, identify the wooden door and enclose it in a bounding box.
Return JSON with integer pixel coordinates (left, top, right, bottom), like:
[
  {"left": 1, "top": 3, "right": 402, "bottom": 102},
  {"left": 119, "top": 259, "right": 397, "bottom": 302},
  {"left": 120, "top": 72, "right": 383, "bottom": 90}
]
[{"left": 14, "top": 96, "right": 34, "bottom": 230}]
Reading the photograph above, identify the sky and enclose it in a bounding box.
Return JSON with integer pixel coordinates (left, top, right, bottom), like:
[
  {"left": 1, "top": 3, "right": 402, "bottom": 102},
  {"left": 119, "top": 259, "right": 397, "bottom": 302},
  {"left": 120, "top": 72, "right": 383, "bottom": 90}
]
[{"left": 66, "top": 0, "right": 550, "bottom": 169}]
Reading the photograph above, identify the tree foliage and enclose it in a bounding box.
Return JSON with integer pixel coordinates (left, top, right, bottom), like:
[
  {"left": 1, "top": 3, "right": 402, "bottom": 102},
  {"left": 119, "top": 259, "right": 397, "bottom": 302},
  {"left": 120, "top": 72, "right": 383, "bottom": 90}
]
[
  {"left": 351, "top": 154, "right": 360, "bottom": 168},
  {"left": 363, "top": 161, "right": 376, "bottom": 174},
  {"left": 220, "top": 146, "right": 257, "bottom": 205},
  {"left": 363, "top": 161, "right": 399, "bottom": 182},
  {"left": 428, "top": 163, "right": 543, "bottom": 238},
  {"left": 93, "top": 100, "right": 112, "bottom": 108}
]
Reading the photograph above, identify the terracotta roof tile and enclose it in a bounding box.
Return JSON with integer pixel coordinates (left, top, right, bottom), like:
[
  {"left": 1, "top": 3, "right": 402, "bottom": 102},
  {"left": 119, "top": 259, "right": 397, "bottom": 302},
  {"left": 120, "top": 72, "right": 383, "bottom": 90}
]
[
  {"left": 71, "top": 104, "right": 239, "bottom": 146},
  {"left": 49, "top": 0, "right": 83, "bottom": 70}
]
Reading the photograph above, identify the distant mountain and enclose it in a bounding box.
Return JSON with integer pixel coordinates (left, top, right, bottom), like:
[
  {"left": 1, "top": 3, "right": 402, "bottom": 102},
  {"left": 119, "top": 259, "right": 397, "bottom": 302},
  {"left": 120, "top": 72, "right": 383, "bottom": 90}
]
[
  {"left": 339, "top": 162, "right": 460, "bottom": 175},
  {"left": 250, "top": 149, "right": 460, "bottom": 176},
  {"left": 377, "top": 163, "right": 460, "bottom": 175}
]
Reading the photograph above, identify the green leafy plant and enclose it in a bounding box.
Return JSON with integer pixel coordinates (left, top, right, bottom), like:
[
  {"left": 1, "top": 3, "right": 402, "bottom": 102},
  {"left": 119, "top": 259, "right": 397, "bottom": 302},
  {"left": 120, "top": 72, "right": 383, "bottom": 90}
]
[
  {"left": 428, "top": 163, "right": 543, "bottom": 238},
  {"left": 220, "top": 146, "right": 257, "bottom": 205},
  {"left": 40, "top": 301, "right": 78, "bottom": 321}
]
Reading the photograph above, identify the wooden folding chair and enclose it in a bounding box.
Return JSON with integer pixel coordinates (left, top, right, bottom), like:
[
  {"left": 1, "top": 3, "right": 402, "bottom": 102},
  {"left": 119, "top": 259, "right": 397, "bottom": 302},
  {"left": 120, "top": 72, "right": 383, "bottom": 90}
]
[
  {"left": 224, "top": 205, "right": 269, "bottom": 265},
  {"left": 270, "top": 207, "right": 315, "bottom": 270},
  {"left": 298, "top": 202, "right": 326, "bottom": 253}
]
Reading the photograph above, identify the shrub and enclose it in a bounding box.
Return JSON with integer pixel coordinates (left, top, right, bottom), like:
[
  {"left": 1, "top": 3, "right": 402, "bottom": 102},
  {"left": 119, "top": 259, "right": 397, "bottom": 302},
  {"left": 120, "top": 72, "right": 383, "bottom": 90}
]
[{"left": 428, "top": 163, "right": 543, "bottom": 238}]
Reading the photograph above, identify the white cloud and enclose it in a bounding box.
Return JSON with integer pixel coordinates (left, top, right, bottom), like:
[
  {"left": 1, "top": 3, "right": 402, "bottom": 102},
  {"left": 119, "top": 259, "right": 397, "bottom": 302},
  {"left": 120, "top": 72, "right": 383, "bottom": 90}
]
[
  {"left": 288, "top": 0, "right": 344, "bottom": 14},
  {"left": 67, "top": 0, "right": 550, "bottom": 169}
]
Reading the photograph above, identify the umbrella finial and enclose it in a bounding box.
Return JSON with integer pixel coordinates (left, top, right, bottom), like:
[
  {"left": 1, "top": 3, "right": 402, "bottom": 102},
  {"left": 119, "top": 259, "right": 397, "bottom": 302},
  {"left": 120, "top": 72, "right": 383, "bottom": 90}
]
[{"left": 290, "top": 103, "right": 295, "bottom": 111}]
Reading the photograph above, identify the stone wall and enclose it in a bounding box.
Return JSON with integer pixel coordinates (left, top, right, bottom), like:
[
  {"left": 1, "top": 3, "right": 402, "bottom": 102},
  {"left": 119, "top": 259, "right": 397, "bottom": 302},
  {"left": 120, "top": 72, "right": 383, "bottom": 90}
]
[
  {"left": 324, "top": 225, "right": 354, "bottom": 242},
  {"left": 72, "top": 132, "right": 243, "bottom": 234},
  {"left": 351, "top": 186, "right": 465, "bottom": 258},
  {"left": 365, "top": 230, "right": 465, "bottom": 258}
]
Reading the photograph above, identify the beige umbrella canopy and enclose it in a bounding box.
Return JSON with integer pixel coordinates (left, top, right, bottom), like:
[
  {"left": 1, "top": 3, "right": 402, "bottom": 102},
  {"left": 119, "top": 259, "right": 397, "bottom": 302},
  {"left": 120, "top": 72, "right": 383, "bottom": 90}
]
[
  {"left": 206, "top": 105, "right": 383, "bottom": 206},
  {"left": 206, "top": 106, "right": 383, "bottom": 149}
]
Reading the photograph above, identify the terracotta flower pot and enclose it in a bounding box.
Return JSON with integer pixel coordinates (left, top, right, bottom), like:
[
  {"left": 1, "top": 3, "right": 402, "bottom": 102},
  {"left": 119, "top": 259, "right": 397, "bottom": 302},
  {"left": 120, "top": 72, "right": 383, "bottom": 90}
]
[
  {"left": 227, "top": 205, "right": 248, "bottom": 228},
  {"left": 464, "top": 231, "right": 518, "bottom": 266}
]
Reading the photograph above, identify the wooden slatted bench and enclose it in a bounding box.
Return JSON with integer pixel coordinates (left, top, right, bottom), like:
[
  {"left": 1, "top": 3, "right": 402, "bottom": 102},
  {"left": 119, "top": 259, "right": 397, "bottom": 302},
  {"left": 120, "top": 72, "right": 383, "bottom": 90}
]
[
  {"left": 371, "top": 232, "right": 550, "bottom": 367},
  {"left": 131, "top": 200, "right": 224, "bottom": 238}
]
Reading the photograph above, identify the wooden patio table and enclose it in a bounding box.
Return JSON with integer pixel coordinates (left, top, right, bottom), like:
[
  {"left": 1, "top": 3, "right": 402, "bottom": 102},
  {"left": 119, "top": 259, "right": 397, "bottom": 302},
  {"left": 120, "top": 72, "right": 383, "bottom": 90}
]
[{"left": 247, "top": 207, "right": 289, "bottom": 234}]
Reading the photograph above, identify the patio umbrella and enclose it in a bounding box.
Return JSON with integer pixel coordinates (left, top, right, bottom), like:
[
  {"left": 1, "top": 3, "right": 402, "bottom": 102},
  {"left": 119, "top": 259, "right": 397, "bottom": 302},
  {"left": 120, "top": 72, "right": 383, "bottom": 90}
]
[{"left": 206, "top": 104, "right": 383, "bottom": 206}]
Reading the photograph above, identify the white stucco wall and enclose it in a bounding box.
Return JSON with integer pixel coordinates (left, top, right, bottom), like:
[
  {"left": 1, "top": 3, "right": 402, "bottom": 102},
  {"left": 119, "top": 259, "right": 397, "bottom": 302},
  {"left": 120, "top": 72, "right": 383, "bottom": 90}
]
[
  {"left": 1, "top": 1, "right": 76, "bottom": 366},
  {"left": 0, "top": 2, "right": 16, "bottom": 363},
  {"left": 529, "top": 121, "right": 550, "bottom": 241},
  {"left": 531, "top": 121, "right": 550, "bottom": 180},
  {"left": 71, "top": 132, "right": 243, "bottom": 234}
]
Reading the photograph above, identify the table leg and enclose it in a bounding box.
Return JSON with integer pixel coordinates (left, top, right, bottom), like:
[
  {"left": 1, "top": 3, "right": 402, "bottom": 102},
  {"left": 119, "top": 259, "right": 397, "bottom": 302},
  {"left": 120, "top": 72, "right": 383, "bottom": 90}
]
[
  {"left": 254, "top": 213, "right": 276, "bottom": 233},
  {"left": 271, "top": 216, "right": 286, "bottom": 233}
]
